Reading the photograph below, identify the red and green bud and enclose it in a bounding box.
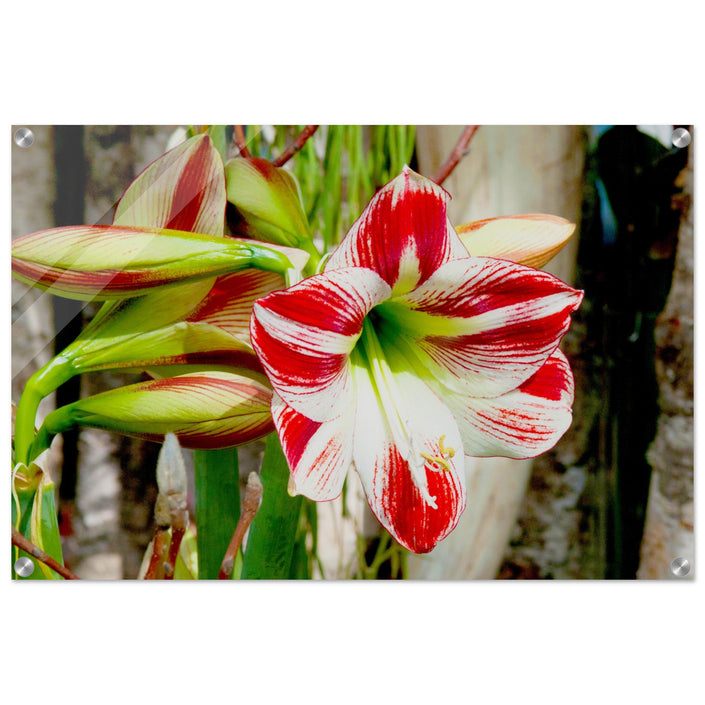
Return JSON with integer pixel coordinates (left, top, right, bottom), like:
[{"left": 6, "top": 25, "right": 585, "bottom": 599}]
[
  {"left": 225, "top": 157, "right": 312, "bottom": 249},
  {"left": 456, "top": 214, "right": 576, "bottom": 269},
  {"left": 11, "top": 225, "right": 307, "bottom": 301},
  {"left": 114, "top": 132, "right": 227, "bottom": 235},
  {"left": 31, "top": 371, "right": 275, "bottom": 460}
]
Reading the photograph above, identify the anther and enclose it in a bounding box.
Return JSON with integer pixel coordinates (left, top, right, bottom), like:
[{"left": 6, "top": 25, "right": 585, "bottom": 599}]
[{"left": 420, "top": 435, "right": 457, "bottom": 473}]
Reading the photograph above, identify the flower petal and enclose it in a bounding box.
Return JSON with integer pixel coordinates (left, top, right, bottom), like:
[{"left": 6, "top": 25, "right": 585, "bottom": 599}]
[
  {"left": 326, "top": 166, "right": 467, "bottom": 296},
  {"left": 76, "top": 279, "right": 215, "bottom": 341},
  {"left": 272, "top": 393, "right": 353, "bottom": 501},
  {"left": 251, "top": 267, "right": 391, "bottom": 422},
  {"left": 378, "top": 256, "right": 583, "bottom": 398},
  {"left": 114, "top": 134, "right": 227, "bottom": 236},
  {"left": 188, "top": 269, "right": 284, "bottom": 345},
  {"left": 456, "top": 214, "right": 576, "bottom": 269},
  {"left": 350, "top": 358, "right": 466, "bottom": 554},
  {"left": 442, "top": 349, "right": 575, "bottom": 458}
]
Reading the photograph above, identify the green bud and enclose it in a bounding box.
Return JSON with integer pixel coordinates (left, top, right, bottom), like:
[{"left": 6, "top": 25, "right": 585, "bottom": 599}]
[{"left": 225, "top": 157, "right": 312, "bottom": 249}]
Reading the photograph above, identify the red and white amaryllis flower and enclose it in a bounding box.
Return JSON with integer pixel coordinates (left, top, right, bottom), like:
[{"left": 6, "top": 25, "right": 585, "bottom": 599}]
[{"left": 251, "top": 167, "right": 583, "bottom": 554}]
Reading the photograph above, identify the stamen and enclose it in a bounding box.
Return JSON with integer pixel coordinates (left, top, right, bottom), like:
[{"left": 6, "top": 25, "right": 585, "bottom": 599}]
[{"left": 420, "top": 435, "right": 457, "bottom": 473}]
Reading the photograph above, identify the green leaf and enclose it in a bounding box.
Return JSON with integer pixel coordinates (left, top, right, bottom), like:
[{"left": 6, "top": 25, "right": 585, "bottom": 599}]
[
  {"left": 207, "top": 125, "right": 230, "bottom": 163},
  {"left": 240, "top": 432, "right": 302, "bottom": 579},
  {"left": 194, "top": 448, "right": 240, "bottom": 579}
]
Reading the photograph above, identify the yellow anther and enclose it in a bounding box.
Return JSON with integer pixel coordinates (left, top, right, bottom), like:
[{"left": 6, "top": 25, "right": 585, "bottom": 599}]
[
  {"left": 420, "top": 452, "right": 452, "bottom": 472},
  {"left": 438, "top": 435, "right": 455, "bottom": 458},
  {"left": 419, "top": 435, "right": 457, "bottom": 473}
]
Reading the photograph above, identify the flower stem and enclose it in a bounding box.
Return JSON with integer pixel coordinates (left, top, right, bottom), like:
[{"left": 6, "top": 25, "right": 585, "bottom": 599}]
[
  {"left": 13, "top": 355, "right": 74, "bottom": 465},
  {"left": 240, "top": 432, "right": 302, "bottom": 579}
]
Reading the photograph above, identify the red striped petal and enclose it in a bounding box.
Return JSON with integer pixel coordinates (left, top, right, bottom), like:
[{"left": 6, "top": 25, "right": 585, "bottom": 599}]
[
  {"left": 351, "top": 361, "right": 466, "bottom": 554},
  {"left": 326, "top": 166, "right": 467, "bottom": 295},
  {"left": 272, "top": 393, "right": 353, "bottom": 501},
  {"left": 114, "top": 134, "right": 226, "bottom": 236},
  {"left": 188, "top": 269, "right": 284, "bottom": 344},
  {"left": 385, "top": 257, "right": 583, "bottom": 398},
  {"left": 443, "top": 349, "right": 575, "bottom": 458},
  {"left": 251, "top": 267, "right": 391, "bottom": 422}
]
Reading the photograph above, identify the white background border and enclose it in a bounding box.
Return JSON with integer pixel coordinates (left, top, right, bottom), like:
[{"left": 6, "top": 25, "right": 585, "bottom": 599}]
[{"left": 3, "top": 2, "right": 702, "bottom": 702}]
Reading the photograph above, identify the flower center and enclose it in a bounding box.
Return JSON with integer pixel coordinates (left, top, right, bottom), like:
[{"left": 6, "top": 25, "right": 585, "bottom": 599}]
[{"left": 354, "top": 316, "right": 456, "bottom": 509}]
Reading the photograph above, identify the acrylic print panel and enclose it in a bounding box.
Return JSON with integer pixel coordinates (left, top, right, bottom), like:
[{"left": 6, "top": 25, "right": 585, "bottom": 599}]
[{"left": 10, "top": 125, "right": 694, "bottom": 581}]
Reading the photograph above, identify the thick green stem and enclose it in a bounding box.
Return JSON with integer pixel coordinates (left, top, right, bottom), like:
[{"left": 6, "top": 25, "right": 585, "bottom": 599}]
[
  {"left": 241, "top": 432, "right": 302, "bottom": 579},
  {"left": 299, "top": 239, "right": 323, "bottom": 277},
  {"left": 193, "top": 448, "right": 240, "bottom": 580},
  {"left": 14, "top": 355, "right": 74, "bottom": 465},
  {"left": 247, "top": 242, "right": 307, "bottom": 278}
]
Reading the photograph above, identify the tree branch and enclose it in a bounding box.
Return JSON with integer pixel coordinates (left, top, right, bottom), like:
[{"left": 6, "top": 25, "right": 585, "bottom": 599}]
[
  {"left": 272, "top": 125, "right": 319, "bottom": 167},
  {"left": 433, "top": 125, "right": 480, "bottom": 185},
  {"left": 11, "top": 525, "right": 79, "bottom": 580}
]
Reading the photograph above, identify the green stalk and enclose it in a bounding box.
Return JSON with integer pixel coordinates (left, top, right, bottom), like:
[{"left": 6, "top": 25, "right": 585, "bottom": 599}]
[
  {"left": 194, "top": 448, "right": 241, "bottom": 580},
  {"left": 321, "top": 126, "right": 345, "bottom": 250},
  {"left": 346, "top": 125, "right": 361, "bottom": 225},
  {"left": 240, "top": 432, "right": 302, "bottom": 579},
  {"left": 388, "top": 125, "right": 399, "bottom": 175},
  {"left": 14, "top": 355, "right": 75, "bottom": 465}
]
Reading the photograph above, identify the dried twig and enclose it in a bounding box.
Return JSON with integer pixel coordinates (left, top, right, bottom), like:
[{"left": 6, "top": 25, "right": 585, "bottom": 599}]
[
  {"left": 272, "top": 125, "right": 319, "bottom": 167},
  {"left": 233, "top": 125, "right": 251, "bottom": 158},
  {"left": 11, "top": 525, "right": 79, "bottom": 580},
  {"left": 433, "top": 125, "right": 480, "bottom": 185},
  {"left": 218, "top": 472, "right": 263, "bottom": 579}
]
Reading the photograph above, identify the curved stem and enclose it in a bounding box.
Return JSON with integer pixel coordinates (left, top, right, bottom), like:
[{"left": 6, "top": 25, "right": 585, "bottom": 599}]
[
  {"left": 300, "top": 239, "right": 323, "bottom": 277},
  {"left": 13, "top": 355, "right": 74, "bottom": 465},
  {"left": 28, "top": 424, "right": 57, "bottom": 464},
  {"left": 27, "top": 400, "right": 76, "bottom": 463}
]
